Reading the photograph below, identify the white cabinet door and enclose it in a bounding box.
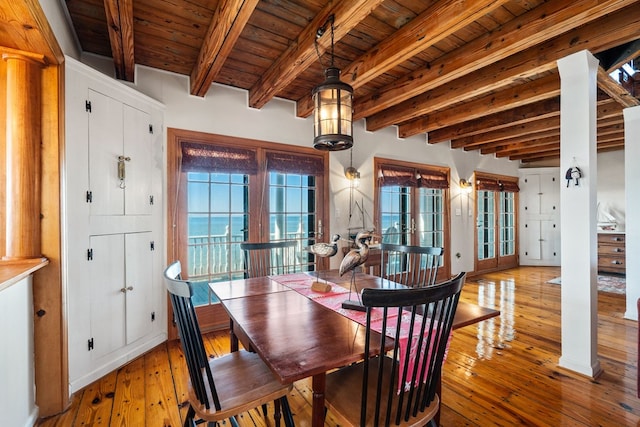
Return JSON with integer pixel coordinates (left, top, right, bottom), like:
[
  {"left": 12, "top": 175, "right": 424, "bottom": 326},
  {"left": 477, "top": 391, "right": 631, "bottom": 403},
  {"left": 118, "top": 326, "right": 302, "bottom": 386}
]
[
  {"left": 88, "top": 90, "right": 124, "bottom": 216},
  {"left": 89, "top": 234, "right": 126, "bottom": 360},
  {"left": 123, "top": 105, "right": 152, "bottom": 216},
  {"left": 521, "top": 174, "right": 540, "bottom": 215},
  {"left": 523, "top": 220, "right": 541, "bottom": 260},
  {"left": 88, "top": 91, "right": 152, "bottom": 216},
  {"left": 124, "top": 232, "right": 154, "bottom": 344},
  {"left": 539, "top": 174, "right": 559, "bottom": 215},
  {"left": 540, "top": 220, "right": 559, "bottom": 262}
]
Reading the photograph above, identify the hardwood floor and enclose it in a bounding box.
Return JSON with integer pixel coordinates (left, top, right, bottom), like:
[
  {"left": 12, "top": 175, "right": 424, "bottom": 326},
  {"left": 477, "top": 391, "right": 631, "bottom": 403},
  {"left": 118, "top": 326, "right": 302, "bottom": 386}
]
[{"left": 36, "top": 266, "right": 639, "bottom": 426}]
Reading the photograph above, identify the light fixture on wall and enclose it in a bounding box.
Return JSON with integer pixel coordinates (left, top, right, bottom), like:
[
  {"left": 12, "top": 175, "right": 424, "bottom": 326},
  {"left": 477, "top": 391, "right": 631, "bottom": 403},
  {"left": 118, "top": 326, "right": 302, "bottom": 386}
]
[
  {"left": 460, "top": 178, "right": 473, "bottom": 193},
  {"left": 312, "top": 14, "right": 353, "bottom": 151},
  {"left": 345, "top": 148, "right": 360, "bottom": 187}
]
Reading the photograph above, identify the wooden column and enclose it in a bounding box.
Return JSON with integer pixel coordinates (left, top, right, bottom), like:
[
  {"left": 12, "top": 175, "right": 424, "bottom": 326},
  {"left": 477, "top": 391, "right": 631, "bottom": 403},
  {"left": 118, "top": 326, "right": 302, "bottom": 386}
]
[{"left": 3, "top": 51, "right": 45, "bottom": 259}]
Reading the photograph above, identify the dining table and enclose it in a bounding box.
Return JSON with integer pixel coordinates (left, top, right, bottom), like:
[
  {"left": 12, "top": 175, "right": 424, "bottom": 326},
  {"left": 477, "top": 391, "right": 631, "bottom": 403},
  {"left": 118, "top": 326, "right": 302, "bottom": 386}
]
[{"left": 209, "top": 269, "right": 500, "bottom": 427}]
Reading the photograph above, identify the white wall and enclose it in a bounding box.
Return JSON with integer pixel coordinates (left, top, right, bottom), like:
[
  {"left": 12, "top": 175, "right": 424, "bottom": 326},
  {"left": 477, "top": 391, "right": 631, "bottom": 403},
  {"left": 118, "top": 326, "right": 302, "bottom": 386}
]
[
  {"left": 0, "top": 277, "right": 37, "bottom": 427},
  {"left": 102, "top": 63, "right": 517, "bottom": 274}
]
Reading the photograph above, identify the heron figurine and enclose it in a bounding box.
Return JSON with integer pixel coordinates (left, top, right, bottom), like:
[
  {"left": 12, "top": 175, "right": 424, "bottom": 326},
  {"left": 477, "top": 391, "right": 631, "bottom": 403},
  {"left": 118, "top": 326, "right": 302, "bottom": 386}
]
[
  {"left": 339, "top": 230, "right": 373, "bottom": 311},
  {"left": 305, "top": 234, "right": 340, "bottom": 286}
]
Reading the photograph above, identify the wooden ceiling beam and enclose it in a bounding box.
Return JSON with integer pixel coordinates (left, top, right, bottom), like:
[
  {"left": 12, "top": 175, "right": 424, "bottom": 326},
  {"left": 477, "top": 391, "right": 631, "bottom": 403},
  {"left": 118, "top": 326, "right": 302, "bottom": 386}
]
[
  {"left": 495, "top": 141, "right": 560, "bottom": 158},
  {"left": 294, "top": 0, "right": 509, "bottom": 117},
  {"left": 596, "top": 66, "right": 640, "bottom": 108},
  {"left": 248, "top": 0, "right": 383, "bottom": 109},
  {"left": 342, "top": 0, "right": 510, "bottom": 88},
  {"left": 190, "top": 0, "right": 259, "bottom": 97},
  {"left": 479, "top": 135, "right": 560, "bottom": 155},
  {"left": 428, "top": 98, "right": 622, "bottom": 143},
  {"left": 452, "top": 117, "right": 560, "bottom": 149},
  {"left": 103, "top": 0, "right": 135, "bottom": 82},
  {"left": 519, "top": 151, "right": 561, "bottom": 163},
  {"left": 398, "top": 73, "right": 560, "bottom": 138},
  {"left": 354, "top": 0, "right": 638, "bottom": 124},
  {"left": 428, "top": 98, "right": 560, "bottom": 143},
  {"left": 365, "top": 2, "right": 640, "bottom": 131}
]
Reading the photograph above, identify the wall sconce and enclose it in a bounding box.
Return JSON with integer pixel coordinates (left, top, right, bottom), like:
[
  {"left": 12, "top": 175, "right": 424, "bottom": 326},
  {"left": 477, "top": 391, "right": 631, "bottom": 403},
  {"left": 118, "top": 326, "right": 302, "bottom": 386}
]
[
  {"left": 345, "top": 148, "right": 360, "bottom": 187},
  {"left": 312, "top": 14, "right": 353, "bottom": 151},
  {"left": 460, "top": 178, "right": 473, "bottom": 193}
]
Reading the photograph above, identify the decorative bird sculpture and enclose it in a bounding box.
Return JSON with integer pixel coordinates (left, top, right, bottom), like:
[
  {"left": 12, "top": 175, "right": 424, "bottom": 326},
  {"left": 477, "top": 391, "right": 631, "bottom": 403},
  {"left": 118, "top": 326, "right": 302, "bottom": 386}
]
[
  {"left": 339, "top": 230, "right": 373, "bottom": 311},
  {"left": 305, "top": 234, "right": 340, "bottom": 287}
]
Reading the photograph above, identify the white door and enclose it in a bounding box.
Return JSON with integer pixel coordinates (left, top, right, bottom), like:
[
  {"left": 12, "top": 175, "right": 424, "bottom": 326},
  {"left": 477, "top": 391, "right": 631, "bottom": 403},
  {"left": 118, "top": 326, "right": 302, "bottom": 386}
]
[
  {"left": 89, "top": 233, "right": 126, "bottom": 360},
  {"left": 124, "top": 232, "right": 154, "bottom": 344},
  {"left": 123, "top": 105, "right": 152, "bottom": 215},
  {"left": 88, "top": 89, "right": 124, "bottom": 216}
]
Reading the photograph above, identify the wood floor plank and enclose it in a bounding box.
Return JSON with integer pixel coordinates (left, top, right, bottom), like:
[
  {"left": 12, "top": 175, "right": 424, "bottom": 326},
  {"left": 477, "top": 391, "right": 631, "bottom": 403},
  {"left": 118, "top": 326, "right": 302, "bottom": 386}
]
[
  {"left": 143, "top": 344, "right": 182, "bottom": 427},
  {"left": 73, "top": 371, "right": 117, "bottom": 425},
  {"left": 36, "top": 267, "right": 640, "bottom": 426},
  {"left": 109, "top": 356, "right": 145, "bottom": 427}
]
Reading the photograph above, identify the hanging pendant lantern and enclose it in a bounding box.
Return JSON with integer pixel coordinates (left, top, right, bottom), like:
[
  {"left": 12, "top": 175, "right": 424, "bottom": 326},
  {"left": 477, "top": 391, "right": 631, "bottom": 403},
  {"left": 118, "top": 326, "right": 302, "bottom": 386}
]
[{"left": 312, "top": 15, "right": 354, "bottom": 151}]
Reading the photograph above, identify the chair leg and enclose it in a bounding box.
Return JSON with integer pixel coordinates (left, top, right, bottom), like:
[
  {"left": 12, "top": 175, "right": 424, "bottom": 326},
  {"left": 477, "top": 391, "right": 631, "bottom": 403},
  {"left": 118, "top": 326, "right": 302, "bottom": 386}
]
[
  {"left": 184, "top": 406, "right": 196, "bottom": 427},
  {"left": 274, "top": 399, "right": 282, "bottom": 427},
  {"left": 281, "top": 396, "right": 295, "bottom": 427}
]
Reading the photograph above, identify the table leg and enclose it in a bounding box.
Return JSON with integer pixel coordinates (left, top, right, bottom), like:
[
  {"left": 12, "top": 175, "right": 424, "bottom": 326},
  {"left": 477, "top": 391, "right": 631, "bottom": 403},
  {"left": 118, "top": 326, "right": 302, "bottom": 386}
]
[
  {"left": 230, "top": 319, "right": 239, "bottom": 352},
  {"left": 311, "top": 373, "right": 326, "bottom": 427}
]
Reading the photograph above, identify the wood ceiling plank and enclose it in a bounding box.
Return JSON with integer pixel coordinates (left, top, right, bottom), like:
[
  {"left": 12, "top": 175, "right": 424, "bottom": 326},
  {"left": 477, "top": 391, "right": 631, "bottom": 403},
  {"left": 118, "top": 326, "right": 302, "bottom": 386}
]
[
  {"left": 103, "top": 0, "right": 135, "bottom": 81},
  {"left": 352, "top": 0, "right": 638, "bottom": 123},
  {"left": 190, "top": 0, "right": 259, "bottom": 97},
  {"left": 248, "top": 0, "right": 385, "bottom": 109}
]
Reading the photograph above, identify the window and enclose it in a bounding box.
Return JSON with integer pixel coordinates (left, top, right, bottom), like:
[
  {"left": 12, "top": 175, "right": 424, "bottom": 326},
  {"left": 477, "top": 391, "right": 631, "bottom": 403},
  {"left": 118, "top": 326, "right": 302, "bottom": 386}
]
[
  {"left": 474, "top": 172, "right": 519, "bottom": 272},
  {"left": 167, "top": 130, "right": 329, "bottom": 333},
  {"left": 374, "top": 158, "right": 450, "bottom": 281}
]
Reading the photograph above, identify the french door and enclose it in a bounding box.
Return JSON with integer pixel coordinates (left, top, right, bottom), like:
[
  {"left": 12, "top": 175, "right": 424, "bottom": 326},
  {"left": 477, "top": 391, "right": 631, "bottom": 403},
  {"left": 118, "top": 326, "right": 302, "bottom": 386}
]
[
  {"left": 375, "top": 158, "right": 450, "bottom": 282},
  {"left": 167, "top": 130, "right": 328, "bottom": 335},
  {"left": 475, "top": 173, "right": 519, "bottom": 273}
]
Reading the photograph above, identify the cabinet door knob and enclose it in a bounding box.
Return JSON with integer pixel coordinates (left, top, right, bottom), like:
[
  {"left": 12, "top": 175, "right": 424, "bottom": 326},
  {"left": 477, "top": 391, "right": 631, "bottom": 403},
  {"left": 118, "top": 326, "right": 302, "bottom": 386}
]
[
  {"left": 120, "top": 287, "right": 127, "bottom": 293},
  {"left": 127, "top": 286, "right": 134, "bottom": 291}
]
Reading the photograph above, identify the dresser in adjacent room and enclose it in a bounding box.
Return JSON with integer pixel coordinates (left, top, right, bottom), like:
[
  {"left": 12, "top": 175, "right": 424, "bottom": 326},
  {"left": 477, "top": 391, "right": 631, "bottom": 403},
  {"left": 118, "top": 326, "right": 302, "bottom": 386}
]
[{"left": 597, "top": 232, "right": 626, "bottom": 275}]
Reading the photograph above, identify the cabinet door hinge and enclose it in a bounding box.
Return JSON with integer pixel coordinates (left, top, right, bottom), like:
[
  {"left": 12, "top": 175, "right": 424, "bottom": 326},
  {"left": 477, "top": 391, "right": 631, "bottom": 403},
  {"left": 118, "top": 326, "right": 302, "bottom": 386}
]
[
  {"left": 88, "top": 338, "right": 94, "bottom": 351},
  {"left": 87, "top": 248, "right": 93, "bottom": 261},
  {"left": 151, "top": 312, "right": 156, "bottom": 322},
  {"left": 86, "top": 191, "right": 93, "bottom": 203},
  {"left": 85, "top": 100, "right": 92, "bottom": 113},
  {"left": 149, "top": 124, "right": 153, "bottom": 134},
  {"left": 149, "top": 195, "right": 154, "bottom": 205},
  {"left": 150, "top": 241, "right": 155, "bottom": 251}
]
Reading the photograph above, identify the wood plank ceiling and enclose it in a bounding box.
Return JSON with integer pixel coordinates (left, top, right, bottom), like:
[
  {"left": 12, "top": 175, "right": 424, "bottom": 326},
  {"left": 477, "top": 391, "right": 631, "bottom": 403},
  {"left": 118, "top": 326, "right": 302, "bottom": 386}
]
[{"left": 63, "top": 0, "right": 640, "bottom": 163}]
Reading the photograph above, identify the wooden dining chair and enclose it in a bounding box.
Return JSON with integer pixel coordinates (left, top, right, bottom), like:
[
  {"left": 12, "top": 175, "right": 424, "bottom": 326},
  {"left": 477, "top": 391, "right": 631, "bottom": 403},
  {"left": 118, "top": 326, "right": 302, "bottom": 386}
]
[
  {"left": 380, "top": 243, "right": 443, "bottom": 287},
  {"left": 164, "top": 261, "right": 295, "bottom": 427},
  {"left": 324, "top": 272, "right": 466, "bottom": 427},
  {"left": 240, "top": 240, "right": 300, "bottom": 278}
]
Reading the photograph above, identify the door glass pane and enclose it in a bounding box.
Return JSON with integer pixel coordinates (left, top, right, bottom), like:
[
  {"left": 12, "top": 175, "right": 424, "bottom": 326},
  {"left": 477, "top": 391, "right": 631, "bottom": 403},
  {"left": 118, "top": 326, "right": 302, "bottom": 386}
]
[
  {"left": 269, "top": 172, "right": 315, "bottom": 272},
  {"left": 477, "top": 190, "right": 495, "bottom": 260},
  {"left": 187, "top": 172, "right": 248, "bottom": 306},
  {"left": 417, "top": 188, "right": 444, "bottom": 249},
  {"left": 380, "top": 186, "right": 411, "bottom": 245},
  {"left": 500, "top": 192, "right": 516, "bottom": 256}
]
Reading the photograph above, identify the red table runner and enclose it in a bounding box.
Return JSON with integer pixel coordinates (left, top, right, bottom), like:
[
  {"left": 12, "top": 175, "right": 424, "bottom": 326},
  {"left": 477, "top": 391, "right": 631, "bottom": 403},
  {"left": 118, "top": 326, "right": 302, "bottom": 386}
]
[{"left": 270, "top": 272, "right": 451, "bottom": 392}]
